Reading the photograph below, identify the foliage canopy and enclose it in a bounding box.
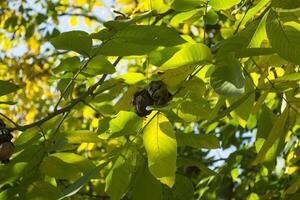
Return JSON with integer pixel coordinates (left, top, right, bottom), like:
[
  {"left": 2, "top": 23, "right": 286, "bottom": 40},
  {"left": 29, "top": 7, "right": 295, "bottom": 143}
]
[{"left": 0, "top": 0, "right": 300, "bottom": 199}]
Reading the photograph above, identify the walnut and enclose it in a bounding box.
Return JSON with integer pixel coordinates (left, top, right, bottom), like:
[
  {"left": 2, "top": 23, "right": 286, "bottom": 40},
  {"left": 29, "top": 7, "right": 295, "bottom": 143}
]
[
  {"left": 148, "top": 81, "right": 172, "bottom": 106},
  {"left": 0, "top": 119, "right": 14, "bottom": 163},
  {"left": 133, "top": 81, "right": 172, "bottom": 117},
  {"left": 132, "top": 89, "right": 154, "bottom": 117}
]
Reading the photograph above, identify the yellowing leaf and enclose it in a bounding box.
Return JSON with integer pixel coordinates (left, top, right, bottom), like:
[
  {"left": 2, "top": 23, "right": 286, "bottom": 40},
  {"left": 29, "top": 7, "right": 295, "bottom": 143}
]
[
  {"left": 286, "top": 178, "right": 300, "bottom": 194},
  {"left": 209, "top": 0, "right": 241, "bottom": 10},
  {"left": 159, "top": 43, "right": 212, "bottom": 71},
  {"left": 69, "top": 16, "right": 78, "bottom": 27},
  {"left": 74, "top": 0, "right": 86, "bottom": 6},
  {"left": 253, "top": 108, "right": 289, "bottom": 165},
  {"left": 94, "top": 1, "right": 104, "bottom": 7},
  {"left": 143, "top": 112, "right": 177, "bottom": 187},
  {"left": 39, "top": 157, "right": 81, "bottom": 180},
  {"left": 84, "top": 17, "right": 92, "bottom": 28},
  {"left": 1, "top": 37, "right": 12, "bottom": 51},
  {"left": 117, "top": 0, "right": 134, "bottom": 5},
  {"left": 27, "top": 36, "right": 40, "bottom": 54}
]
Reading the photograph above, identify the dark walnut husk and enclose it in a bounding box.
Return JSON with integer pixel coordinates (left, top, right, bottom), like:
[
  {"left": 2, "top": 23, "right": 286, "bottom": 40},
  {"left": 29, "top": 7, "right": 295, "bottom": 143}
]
[
  {"left": 0, "top": 142, "right": 14, "bottom": 163},
  {"left": 132, "top": 81, "right": 172, "bottom": 117},
  {"left": 132, "top": 89, "right": 154, "bottom": 117},
  {"left": 147, "top": 81, "right": 172, "bottom": 106},
  {"left": 0, "top": 119, "right": 14, "bottom": 163}
]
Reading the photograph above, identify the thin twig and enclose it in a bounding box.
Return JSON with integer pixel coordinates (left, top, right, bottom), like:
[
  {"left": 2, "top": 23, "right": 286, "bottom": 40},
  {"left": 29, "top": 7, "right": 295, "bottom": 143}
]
[
  {"left": 203, "top": 0, "right": 209, "bottom": 43},
  {"left": 49, "top": 111, "right": 71, "bottom": 142},
  {"left": 0, "top": 112, "right": 19, "bottom": 127},
  {"left": 2, "top": 57, "right": 122, "bottom": 132},
  {"left": 58, "top": 13, "right": 104, "bottom": 23},
  {"left": 54, "top": 58, "right": 92, "bottom": 111},
  {"left": 81, "top": 100, "right": 105, "bottom": 118},
  {"left": 1, "top": 10, "right": 175, "bottom": 132},
  {"left": 152, "top": 9, "right": 174, "bottom": 25},
  {"left": 234, "top": 1, "right": 253, "bottom": 35},
  {"left": 250, "top": 58, "right": 300, "bottom": 116}
]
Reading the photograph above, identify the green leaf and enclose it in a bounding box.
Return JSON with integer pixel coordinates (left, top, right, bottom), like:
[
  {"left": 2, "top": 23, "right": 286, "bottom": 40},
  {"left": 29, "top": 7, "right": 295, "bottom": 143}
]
[
  {"left": 210, "top": 53, "right": 245, "bottom": 96},
  {"left": 274, "top": 73, "right": 300, "bottom": 82},
  {"left": 105, "top": 148, "right": 136, "bottom": 200},
  {"left": 173, "top": 97, "right": 211, "bottom": 122},
  {"left": 286, "top": 178, "right": 300, "bottom": 194},
  {"left": 235, "top": 48, "right": 276, "bottom": 58},
  {"left": 90, "top": 28, "right": 116, "bottom": 41},
  {"left": 52, "top": 57, "right": 81, "bottom": 74},
  {"left": 58, "top": 161, "right": 109, "bottom": 200},
  {"left": 97, "top": 117, "right": 111, "bottom": 135},
  {"left": 228, "top": 76, "right": 255, "bottom": 121},
  {"left": 117, "top": 72, "right": 145, "bottom": 84},
  {"left": 266, "top": 11, "right": 300, "bottom": 64},
  {"left": 97, "top": 25, "right": 185, "bottom": 56},
  {"left": 25, "top": 181, "right": 62, "bottom": 200},
  {"left": 103, "top": 10, "right": 157, "bottom": 31},
  {"left": 108, "top": 111, "right": 143, "bottom": 137},
  {"left": 159, "top": 43, "right": 212, "bottom": 71},
  {"left": 171, "top": 0, "right": 205, "bottom": 11},
  {"left": 14, "top": 128, "right": 40, "bottom": 147},
  {"left": 83, "top": 55, "right": 115, "bottom": 76},
  {"left": 177, "top": 157, "right": 216, "bottom": 176},
  {"left": 148, "top": 46, "right": 181, "bottom": 66},
  {"left": 0, "top": 162, "right": 30, "bottom": 185},
  {"left": 51, "top": 152, "right": 96, "bottom": 173},
  {"left": 114, "top": 86, "right": 139, "bottom": 112},
  {"left": 0, "top": 145, "right": 44, "bottom": 185},
  {"left": 50, "top": 31, "right": 92, "bottom": 56},
  {"left": 170, "top": 9, "right": 204, "bottom": 27},
  {"left": 176, "top": 132, "right": 220, "bottom": 149},
  {"left": 209, "top": 0, "right": 241, "bottom": 10},
  {"left": 64, "top": 130, "right": 102, "bottom": 143},
  {"left": 132, "top": 162, "right": 163, "bottom": 200},
  {"left": 0, "top": 80, "right": 19, "bottom": 97},
  {"left": 0, "top": 188, "right": 18, "bottom": 199},
  {"left": 208, "top": 91, "right": 254, "bottom": 124},
  {"left": 253, "top": 108, "right": 289, "bottom": 165},
  {"left": 272, "top": 0, "right": 300, "bottom": 11},
  {"left": 172, "top": 175, "right": 194, "bottom": 200},
  {"left": 143, "top": 112, "right": 177, "bottom": 187},
  {"left": 235, "top": 0, "right": 269, "bottom": 29},
  {"left": 218, "top": 22, "right": 259, "bottom": 54},
  {"left": 248, "top": 12, "right": 268, "bottom": 48},
  {"left": 0, "top": 101, "right": 17, "bottom": 105},
  {"left": 160, "top": 65, "right": 195, "bottom": 90},
  {"left": 206, "top": 9, "right": 219, "bottom": 25},
  {"left": 39, "top": 156, "right": 81, "bottom": 180}
]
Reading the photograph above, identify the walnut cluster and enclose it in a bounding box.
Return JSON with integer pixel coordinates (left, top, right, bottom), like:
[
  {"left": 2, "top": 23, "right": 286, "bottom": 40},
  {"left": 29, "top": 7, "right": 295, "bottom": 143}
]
[
  {"left": 0, "top": 119, "right": 14, "bottom": 164},
  {"left": 132, "top": 81, "right": 172, "bottom": 117}
]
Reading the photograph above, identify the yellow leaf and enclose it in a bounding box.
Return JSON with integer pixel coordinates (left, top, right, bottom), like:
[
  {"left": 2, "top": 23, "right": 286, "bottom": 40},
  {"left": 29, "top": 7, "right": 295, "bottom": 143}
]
[
  {"left": 143, "top": 112, "right": 177, "bottom": 187},
  {"left": 27, "top": 36, "right": 40, "bottom": 54},
  {"left": 69, "top": 16, "right": 78, "bottom": 27},
  {"left": 74, "top": 0, "right": 86, "bottom": 6},
  {"left": 287, "top": 166, "right": 298, "bottom": 175},
  {"left": 94, "top": 1, "right": 104, "bottom": 7},
  {"left": 84, "top": 17, "right": 93, "bottom": 28},
  {"left": 2, "top": 37, "right": 12, "bottom": 51},
  {"left": 117, "top": 0, "right": 134, "bottom": 4}
]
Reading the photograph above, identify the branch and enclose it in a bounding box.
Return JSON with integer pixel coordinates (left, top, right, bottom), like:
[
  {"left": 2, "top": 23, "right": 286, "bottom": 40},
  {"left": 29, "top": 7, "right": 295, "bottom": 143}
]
[
  {"left": 0, "top": 113, "right": 19, "bottom": 128},
  {"left": 54, "top": 58, "right": 92, "bottom": 111},
  {"left": 2, "top": 57, "right": 121, "bottom": 132},
  {"left": 58, "top": 13, "right": 104, "bottom": 23},
  {"left": 1, "top": 9, "right": 174, "bottom": 132},
  {"left": 152, "top": 9, "right": 175, "bottom": 25}
]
